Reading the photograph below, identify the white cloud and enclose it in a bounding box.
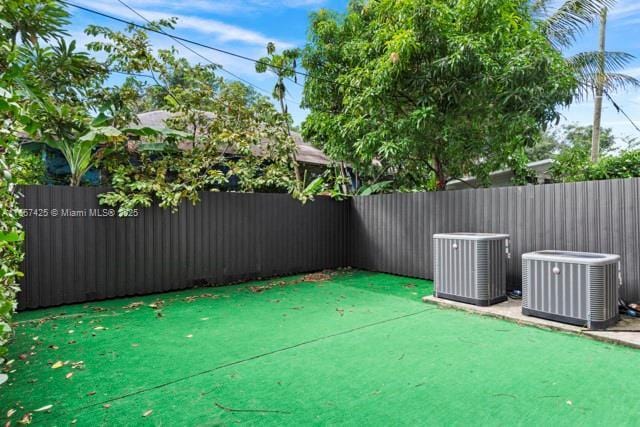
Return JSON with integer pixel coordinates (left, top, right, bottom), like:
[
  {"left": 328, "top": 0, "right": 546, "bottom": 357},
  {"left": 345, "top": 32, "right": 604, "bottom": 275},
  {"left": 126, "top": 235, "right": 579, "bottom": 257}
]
[
  {"left": 622, "top": 67, "right": 640, "bottom": 78},
  {"left": 87, "top": 0, "right": 327, "bottom": 16},
  {"left": 558, "top": 88, "right": 640, "bottom": 143},
  {"left": 72, "top": 0, "right": 295, "bottom": 47},
  {"left": 610, "top": 1, "right": 640, "bottom": 19}
]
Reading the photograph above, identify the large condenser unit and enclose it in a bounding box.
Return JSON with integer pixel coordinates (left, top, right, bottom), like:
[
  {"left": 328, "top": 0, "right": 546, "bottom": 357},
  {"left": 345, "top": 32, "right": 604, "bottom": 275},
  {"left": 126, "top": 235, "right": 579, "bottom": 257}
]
[
  {"left": 522, "top": 250, "right": 620, "bottom": 330},
  {"left": 433, "top": 233, "right": 510, "bottom": 306}
]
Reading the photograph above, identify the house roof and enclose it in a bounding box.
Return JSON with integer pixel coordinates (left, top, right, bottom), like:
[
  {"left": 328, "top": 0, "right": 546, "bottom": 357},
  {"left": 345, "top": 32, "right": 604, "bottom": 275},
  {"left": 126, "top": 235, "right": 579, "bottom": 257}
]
[
  {"left": 446, "top": 158, "right": 554, "bottom": 190},
  {"left": 135, "top": 110, "right": 331, "bottom": 166}
]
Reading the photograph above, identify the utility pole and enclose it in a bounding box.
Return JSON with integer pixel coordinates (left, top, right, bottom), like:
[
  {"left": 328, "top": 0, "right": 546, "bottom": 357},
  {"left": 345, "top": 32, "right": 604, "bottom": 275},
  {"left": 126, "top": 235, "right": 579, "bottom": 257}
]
[{"left": 591, "top": 8, "right": 607, "bottom": 163}]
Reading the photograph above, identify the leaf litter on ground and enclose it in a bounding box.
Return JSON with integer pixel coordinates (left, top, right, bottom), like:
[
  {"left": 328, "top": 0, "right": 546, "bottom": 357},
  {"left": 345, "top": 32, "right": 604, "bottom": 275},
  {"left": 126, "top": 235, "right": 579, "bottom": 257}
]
[{"left": 249, "top": 270, "right": 335, "bottom": 293}]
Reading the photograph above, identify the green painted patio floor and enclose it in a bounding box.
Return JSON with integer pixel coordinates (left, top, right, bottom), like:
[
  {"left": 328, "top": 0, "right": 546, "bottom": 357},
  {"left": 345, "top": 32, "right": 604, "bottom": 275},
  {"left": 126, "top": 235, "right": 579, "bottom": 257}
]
[{"left": 2, "top": 270, "right": 640, "bottom": 426}]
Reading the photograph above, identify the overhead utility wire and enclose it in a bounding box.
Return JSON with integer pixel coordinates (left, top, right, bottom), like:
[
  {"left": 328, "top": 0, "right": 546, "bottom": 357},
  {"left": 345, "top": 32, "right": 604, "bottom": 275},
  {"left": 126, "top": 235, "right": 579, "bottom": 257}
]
[
  {"left": 64, "top": 0, "right": 640, "bottom": 135},
  {"left": 113, "top": 0, "right": 277, "bottom": 100},
  {"left": 605, "top": 91, "right": 640, "bottom": 134},
  {"left": 59, "top": 0, "right": 330, "bottom": 87}
]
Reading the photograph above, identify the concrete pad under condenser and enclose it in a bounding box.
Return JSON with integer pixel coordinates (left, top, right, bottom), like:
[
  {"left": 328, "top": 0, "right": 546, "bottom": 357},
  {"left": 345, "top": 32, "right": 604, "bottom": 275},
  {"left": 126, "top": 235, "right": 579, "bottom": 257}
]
[{"left": 422, "top": 294, "right": 640, "bottom": 349}]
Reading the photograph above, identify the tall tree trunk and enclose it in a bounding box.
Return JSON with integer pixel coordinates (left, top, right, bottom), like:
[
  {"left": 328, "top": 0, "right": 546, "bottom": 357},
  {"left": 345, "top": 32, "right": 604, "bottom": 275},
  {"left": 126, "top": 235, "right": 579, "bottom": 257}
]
[
  {"left": 279, "top": 96, "right": 302, "bottom": 187},
  {"left": 591, "top": 8, "right": 607, "bottom": 163},
  {"left": 339, "top": 161, "right": 349, "bottom": 195},
  {"left": 433, "top": 155, "right": 446, "bottom": 191}
]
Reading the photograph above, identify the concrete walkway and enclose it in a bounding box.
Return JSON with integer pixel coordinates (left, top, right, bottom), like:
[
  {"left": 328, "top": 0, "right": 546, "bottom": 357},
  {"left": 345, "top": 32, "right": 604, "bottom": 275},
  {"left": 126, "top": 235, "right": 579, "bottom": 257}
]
[{"left": 423, "top": 295, "right": 640, "bottom": 349}]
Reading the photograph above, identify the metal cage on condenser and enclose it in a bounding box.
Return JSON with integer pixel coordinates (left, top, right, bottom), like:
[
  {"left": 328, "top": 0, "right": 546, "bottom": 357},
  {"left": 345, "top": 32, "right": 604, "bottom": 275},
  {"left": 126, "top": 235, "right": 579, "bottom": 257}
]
[
  {"left": 522, "top": 250, "right": 621, "bottom": 330},
  {"left": 433, "top": 233, "right": 510, "bottom": 306}
]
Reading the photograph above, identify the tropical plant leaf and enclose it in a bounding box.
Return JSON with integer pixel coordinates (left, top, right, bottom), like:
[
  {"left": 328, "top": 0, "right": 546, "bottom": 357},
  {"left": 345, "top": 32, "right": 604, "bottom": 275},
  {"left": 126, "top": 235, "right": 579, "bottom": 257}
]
[
  {"left": 538, "top": 0, "right": 615, "bottom": 48},
  {"left": 137, "top": 142, "right": 180, "bottom": 153},
  {"left": 357, "top": 180, "right": 393, "bottom": 196},
  {"left": 122, "top": 126, "right": 192, "bottom": 139},
  {"left": 79, "top": 126, "right": 122, "bottom": 142},
  {"left": 0, "top": 231, "right": 23, "bottom": 242},
  {"left": 568, "top": 51, "right": 636, "bottom": 75}
]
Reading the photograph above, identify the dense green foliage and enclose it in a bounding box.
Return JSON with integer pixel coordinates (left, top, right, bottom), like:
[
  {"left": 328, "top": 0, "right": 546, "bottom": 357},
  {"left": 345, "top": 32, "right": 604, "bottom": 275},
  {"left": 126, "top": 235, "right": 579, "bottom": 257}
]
[
  {"left": 552, "top": 149, "right": 640, "bottom": 183},
  {"left": 301, "top": 0, "right": 576, "bottom": 190},
  {"left": 84, "top": 22, "right": 306, "bottom": 211},
  {"left": 547, "top": 125, "right": 640, "bottom": 183},
  {"left": 256, "top": 42, "right": 304, "bottom": 188},
  {"left": 528, "top": 124, "right": 617, "bottom": 161},
  {"left": 0, "top": 87, "right": 26, "bottom": 370},
  {"left": 0, "top": 0, "right": 68, "bottom": 373},
  {"left": 7, "top": 150, "right": 46, "bottom": 185}
]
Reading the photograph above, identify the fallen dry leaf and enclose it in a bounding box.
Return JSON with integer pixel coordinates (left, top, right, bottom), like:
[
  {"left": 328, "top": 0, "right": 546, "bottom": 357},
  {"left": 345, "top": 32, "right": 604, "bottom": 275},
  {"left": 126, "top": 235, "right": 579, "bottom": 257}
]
[
  {"left": 303, "top": 272, "right": 332, "bottom": 282},
  {"left": 123, "top": 301, "right": 144, "bottom": 310},
  {"left": 33, "top": 405, "right": 52, "bottom": 412},
  {"left": 7, "top": 409, "right": 15, "bottom": 417},
  {"left": 51, "top": 361, "right": 63, "bottom": 369},
  {"left": 48, "top": 345, "right": 58, "bottom": 350},
  {"left": 103, "top": 404, "right": 111, "bottom": 409},
  {"left": 65, "top": 373, "right": 73, "bottom": 379},
  {"left": 87, "top": 391, "right": 96, "bottom": 396},
  {"left": 142, "top": 409, "right": 153, "bottom": 417},
  {"left": 19, "top": 413, "right": 32, "bottom": 424},
  {"left": 93, "top": 326, "right": 106, "bottom": 331}
]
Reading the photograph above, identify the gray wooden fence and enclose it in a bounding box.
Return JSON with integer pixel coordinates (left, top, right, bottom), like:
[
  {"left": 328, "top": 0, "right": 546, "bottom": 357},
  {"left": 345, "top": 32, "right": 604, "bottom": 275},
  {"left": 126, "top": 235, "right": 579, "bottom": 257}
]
[
  {"left": 18, "top": 186, "right": 348, "bottom": 309},
  {"left": 18, "top": 178, "right": 640, "bottom": 309},
  {"left": 349, "top": 178, "right": 640, "bottom": 302}
]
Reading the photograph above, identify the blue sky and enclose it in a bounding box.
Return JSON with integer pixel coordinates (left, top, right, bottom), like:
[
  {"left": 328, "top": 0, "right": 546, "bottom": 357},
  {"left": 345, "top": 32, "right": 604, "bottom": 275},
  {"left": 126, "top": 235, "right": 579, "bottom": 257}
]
[{"left": 67, "top": 0, "right": 640, "bottom": 143}]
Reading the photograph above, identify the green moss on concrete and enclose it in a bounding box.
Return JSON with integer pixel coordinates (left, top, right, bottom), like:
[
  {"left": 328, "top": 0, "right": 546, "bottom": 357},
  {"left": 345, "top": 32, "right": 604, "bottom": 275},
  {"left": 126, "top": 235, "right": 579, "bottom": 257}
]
[{"left": 1, "top": 270, "right": 639, "bottom": 426}]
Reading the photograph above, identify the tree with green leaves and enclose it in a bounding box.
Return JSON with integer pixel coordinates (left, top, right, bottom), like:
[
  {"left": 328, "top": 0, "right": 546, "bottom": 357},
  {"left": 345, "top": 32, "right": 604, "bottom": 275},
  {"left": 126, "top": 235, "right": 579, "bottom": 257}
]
[
  {"left": 0, "top": 0, "right": 69, "bottom": 48},
  {"left": 2, "top": 0, "right": 117, "bottom": 187},
  {"left": 543, "top": 124, "right": 636, "bottom": 182},
  {"left": 0, "top": 0, "right": 73, "bottom": 380},
  {"left": 532, "top": 1, "right": 640, "bottom": 160},
  {"left": 302, "top": 0, "right": 576, "bottom": 191},
  {"left": 255, "top": 42, "right": 303, "bottom": 187},
  {"left": 528, "top": 124, "right": 617, "bottom": 161},
  {"left": 0, "top": 85, "right": 29, "bottom": 379},
  {"left": 85, "top": 21, "right": 301, "bottom": 210}
]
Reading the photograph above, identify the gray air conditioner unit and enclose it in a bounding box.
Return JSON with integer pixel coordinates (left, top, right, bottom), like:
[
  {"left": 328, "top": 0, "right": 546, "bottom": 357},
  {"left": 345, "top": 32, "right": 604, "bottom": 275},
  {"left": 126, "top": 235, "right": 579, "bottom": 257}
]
[
  {"left": 522, "top": 250, "right": 620, "bottom": 330},
  {"left": 433, "top": 233, "right": 510, "bottom": 306}
]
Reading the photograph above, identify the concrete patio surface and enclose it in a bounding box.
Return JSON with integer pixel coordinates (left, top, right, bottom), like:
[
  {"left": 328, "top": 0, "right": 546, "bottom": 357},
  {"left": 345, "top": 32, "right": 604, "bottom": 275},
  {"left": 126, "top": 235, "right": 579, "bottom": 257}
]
[{"left": 423, "top": 295, "right": 640, "bottom": 349}]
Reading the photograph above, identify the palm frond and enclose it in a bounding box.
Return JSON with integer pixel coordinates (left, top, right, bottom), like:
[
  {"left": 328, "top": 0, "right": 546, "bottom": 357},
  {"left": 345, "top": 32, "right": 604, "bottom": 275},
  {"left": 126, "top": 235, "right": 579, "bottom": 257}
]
[
  {"left": 573, "top": 72, "right": 640, "bottom": 101},
  {"left": 602, "top": 73, "right": 640, "bottom": 92},
  {"left": 531, "top": 0, "right": 553, "bottom": 13},
  {"left": 539, "top": 0, "right": 616, "bottom": 48},
  {"left": 568, "top": 50, "right": 636, "bottom": 74}
]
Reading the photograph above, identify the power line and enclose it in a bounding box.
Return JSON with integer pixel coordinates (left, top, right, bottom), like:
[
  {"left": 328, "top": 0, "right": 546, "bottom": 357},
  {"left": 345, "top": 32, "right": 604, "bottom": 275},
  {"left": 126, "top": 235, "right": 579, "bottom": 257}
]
[
  {"left": 58, "top": 0, "right": 324, "bottom": 86},
  {"left": 113, "top": 0, "right": 278, "bottom": 100},
  {"left": 110, "top": 70, "right": 154, "bottom": 79},
  {"left": 605, "top": 91, "right": 640, "bottom": 134}
]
